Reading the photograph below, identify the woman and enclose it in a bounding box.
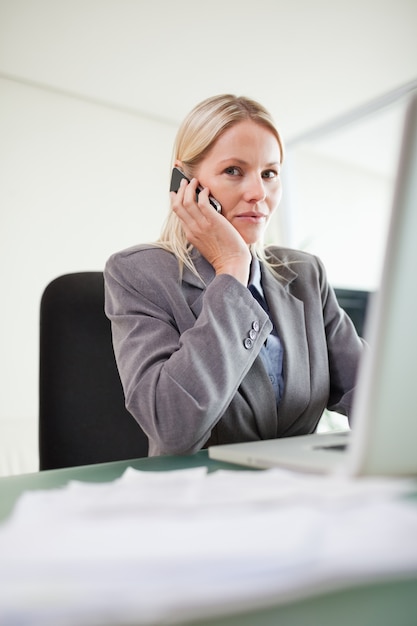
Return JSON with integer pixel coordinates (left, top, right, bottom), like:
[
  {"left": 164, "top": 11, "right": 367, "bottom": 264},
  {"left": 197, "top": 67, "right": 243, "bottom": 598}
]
[{"left": 104, "top": 94, "right": 365, "bottom": 457}]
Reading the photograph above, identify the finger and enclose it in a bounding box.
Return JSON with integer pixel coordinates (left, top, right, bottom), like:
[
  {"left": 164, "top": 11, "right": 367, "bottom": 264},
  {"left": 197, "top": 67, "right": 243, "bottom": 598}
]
[
  {"left": 170, "top": 178, "right": 189, "bottom": 212},
  {"left": 182, "top": 178, "right": 201, "bottom": 210},
  {"left": 178, "top": 179, "right": 212, "bottom": 229},
  {"left": 195, "top": 186, "right": 213, "bottom": 213}
]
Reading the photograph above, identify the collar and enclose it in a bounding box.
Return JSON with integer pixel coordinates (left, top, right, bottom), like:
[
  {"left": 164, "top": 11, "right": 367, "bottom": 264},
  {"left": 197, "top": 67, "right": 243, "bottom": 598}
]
[
  {"left": 182, "top": 248, "right": 298, "bottom": 291},
  {"left": 248, "top": 256, "right": 264, "bottom": 297}
]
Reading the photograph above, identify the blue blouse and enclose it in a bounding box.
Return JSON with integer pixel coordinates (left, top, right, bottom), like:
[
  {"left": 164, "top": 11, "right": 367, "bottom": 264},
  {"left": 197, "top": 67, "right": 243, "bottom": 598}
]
[{"left": 248, "top": 258, "right": 284, "bottom": 406}]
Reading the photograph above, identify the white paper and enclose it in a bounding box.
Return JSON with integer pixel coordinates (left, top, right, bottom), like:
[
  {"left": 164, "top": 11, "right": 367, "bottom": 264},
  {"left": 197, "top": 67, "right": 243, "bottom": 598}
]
[{"left": 0, "top": 467, "right": 416, "bottom": 625}]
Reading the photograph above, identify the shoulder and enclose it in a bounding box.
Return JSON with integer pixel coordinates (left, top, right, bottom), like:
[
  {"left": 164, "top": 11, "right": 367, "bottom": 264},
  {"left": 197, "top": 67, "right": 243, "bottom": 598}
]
[
  {"left": 265, "top": 245, "right": 321, "bottom": 265},
  {"left": 105, "top": 243, "right": 181, "bottom": 294},
  {"left": 264, "top": 245, "right": 326, "bottom": 282},
  {"left": 106, "top": 244, "right": 179, "bottom": 276},
  {"left": 106, "top": 243, "right": 176, "bottom": 270}
]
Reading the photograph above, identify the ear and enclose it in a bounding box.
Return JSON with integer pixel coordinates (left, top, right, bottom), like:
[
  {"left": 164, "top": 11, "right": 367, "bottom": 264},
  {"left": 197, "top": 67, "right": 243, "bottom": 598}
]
[{"left": 174, "top": 160, "right": 183, "bottom": 170}]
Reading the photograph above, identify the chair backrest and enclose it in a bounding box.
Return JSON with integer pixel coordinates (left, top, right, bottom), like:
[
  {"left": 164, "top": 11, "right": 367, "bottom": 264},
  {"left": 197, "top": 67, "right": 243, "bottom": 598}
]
[{"left": 39, "top": 272, "right": 148, "bottom": 470}]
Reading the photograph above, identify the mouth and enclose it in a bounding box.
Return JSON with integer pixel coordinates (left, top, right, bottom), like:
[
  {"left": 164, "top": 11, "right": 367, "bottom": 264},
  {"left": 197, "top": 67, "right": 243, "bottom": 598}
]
[{"left": 235, "top": 212, "right": 268, "bottom": 223}]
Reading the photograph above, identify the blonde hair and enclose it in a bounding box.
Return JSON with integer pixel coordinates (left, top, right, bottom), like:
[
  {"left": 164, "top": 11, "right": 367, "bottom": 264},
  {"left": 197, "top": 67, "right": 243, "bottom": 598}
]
[{"left": 157, "top": 94, "right": 285, "bottom": 279}]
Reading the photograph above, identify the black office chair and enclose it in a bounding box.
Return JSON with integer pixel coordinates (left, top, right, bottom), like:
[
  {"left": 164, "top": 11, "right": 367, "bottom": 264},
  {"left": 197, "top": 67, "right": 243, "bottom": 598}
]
[{"left": 39, "top": 272, "right": 149, "bottom": 470}]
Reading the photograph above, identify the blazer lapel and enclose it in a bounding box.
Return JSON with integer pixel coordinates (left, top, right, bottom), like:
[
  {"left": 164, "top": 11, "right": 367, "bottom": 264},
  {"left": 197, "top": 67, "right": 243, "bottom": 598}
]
[{"left": 261, "top": 263, "right": 311, "bottom": 431}]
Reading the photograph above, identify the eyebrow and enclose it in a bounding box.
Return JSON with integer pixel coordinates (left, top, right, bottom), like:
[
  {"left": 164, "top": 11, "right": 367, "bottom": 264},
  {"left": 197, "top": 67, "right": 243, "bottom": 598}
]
[{"left": 218, "top": 158, "right": 281, "bottom": 167}]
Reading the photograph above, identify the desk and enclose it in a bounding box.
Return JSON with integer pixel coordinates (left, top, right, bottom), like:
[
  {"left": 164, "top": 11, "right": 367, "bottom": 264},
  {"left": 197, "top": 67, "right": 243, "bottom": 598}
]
[
  {"left": 1, "top": 451, "right": 416, "bottom": 626},
  {"left": 0, "top": 450, "right": 234, "bottom": 522}
]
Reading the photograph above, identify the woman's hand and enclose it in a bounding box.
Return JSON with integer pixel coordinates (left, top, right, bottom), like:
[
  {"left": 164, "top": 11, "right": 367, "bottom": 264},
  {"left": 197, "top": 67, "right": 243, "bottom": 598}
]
[{"left": 171, "top": 178, "right": 251, "bottom": 285}]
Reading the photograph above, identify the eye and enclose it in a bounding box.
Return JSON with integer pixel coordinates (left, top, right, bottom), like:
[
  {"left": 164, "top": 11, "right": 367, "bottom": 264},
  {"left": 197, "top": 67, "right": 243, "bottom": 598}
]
[
  {"left": 224, "top": 166, "right": 241, "bottom": 176},
  {"left": 262, "top": 169, "right": 280, "bottom": 179}
]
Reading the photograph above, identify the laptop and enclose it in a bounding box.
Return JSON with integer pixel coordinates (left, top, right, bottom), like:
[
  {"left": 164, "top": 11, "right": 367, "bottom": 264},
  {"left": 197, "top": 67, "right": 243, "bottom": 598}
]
[{"left": 209, "top": 93, "right": 417, "bottom": 477}]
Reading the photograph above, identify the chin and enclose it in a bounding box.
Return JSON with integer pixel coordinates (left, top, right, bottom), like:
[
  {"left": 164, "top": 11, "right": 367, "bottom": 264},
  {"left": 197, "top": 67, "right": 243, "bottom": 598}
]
[{"left": 239, "top": 230, "right": 265, "bottom": 246}]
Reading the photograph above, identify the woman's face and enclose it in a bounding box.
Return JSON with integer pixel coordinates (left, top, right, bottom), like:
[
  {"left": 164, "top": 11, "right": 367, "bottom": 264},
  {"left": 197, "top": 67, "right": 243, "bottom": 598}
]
[{"left": 194, "top": 120, "right": 282, "bottom": 245}]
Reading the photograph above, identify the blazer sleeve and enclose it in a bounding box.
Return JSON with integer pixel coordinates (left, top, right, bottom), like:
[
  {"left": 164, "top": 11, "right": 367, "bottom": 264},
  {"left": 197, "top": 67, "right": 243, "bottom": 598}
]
[
  {"left": 320, "top": 261, "right": 367, "bottom": 418},
  {"left": 104, "top": 247, "right": 272, "bottom": 456}
]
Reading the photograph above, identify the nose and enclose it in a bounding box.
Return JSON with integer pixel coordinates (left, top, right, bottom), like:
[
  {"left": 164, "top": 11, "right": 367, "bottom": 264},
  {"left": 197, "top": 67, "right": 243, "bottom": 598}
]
[{"left": 244, "top": 174, "right": 266, "bottom": 203}]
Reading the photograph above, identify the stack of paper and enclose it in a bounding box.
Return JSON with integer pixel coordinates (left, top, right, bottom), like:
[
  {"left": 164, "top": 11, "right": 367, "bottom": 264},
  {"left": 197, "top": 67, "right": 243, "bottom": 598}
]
[{"left": 0, "top": 467, "right": 416, "bottom": 625}]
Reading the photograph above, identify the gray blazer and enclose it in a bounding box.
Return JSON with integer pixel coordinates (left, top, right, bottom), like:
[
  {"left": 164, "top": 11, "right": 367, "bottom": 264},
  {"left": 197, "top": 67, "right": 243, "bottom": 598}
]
[{"left": 104, "top": 244, "right": 365, "bottom": 456}]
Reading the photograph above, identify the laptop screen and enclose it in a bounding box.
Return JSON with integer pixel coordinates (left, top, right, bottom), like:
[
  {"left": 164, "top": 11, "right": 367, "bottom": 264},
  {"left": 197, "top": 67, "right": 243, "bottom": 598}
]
[{"left": 347, "top": 93, "right": 417, "bottom": 476}]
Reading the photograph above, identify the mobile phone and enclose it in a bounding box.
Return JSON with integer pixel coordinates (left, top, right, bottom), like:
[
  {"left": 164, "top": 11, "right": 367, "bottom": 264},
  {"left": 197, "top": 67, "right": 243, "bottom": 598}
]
[{"left": 170, "top": 167, "right": 221, "bottom": 213}]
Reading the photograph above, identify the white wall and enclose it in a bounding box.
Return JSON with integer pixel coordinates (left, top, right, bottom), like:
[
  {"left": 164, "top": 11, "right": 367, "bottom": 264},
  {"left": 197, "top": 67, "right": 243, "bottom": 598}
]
[
  {"left": 285, "top": 147, "right": 394, "bottom": 290},
  {"left": 0, "top": 77, "right": 177, "bottom": 475}
]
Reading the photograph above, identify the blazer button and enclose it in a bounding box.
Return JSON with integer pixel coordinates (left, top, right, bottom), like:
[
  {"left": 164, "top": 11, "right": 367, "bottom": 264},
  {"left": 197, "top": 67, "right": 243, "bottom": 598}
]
[
  {"left": 244, "top": 337, "right": 253, "bottom": 350},
  {"left": 252, "top": 320, "right": 260, "bottom": 332},
  {"left": 249, "top": 329, "right": 257, "bottom": 340}
]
